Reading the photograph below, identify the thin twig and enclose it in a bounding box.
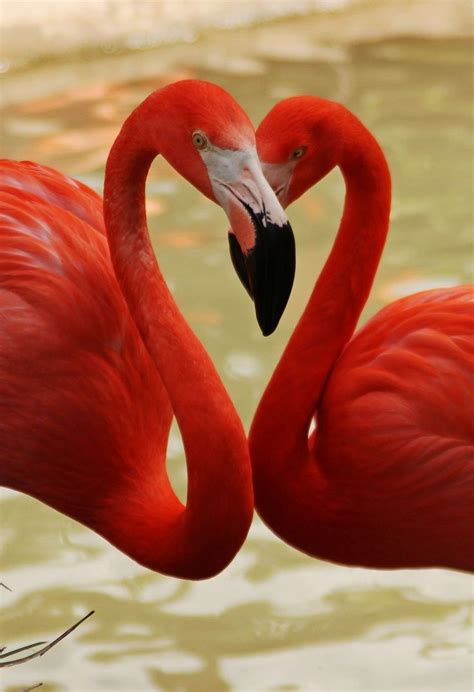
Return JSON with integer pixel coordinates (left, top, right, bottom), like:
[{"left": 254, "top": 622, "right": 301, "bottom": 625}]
[
  {"left": 0, "top": 583, "right": 12, "bottom": 592},
  {"left": 0, "top": 610, "right": 94, "bottom": 668},
  {"left": 23, "top": 684, "right": 43, "bottom": 692},
  {"left": 0, "top": 641, "right": 47, "bottom": 659}
]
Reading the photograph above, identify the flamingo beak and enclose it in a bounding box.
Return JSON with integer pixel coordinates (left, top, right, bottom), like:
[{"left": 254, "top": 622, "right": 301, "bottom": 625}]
[
  {"left": 208, "top": 152, "right": 295, "bottom": 336},
  {"left": 227, "top": 208, "right": 295, "bottom": 336}
]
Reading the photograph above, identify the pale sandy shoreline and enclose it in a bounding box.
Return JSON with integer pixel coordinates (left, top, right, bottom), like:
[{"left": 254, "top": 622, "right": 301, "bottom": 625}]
[{"left": 1, "top": 0, "right": 472, "bottom": 73}]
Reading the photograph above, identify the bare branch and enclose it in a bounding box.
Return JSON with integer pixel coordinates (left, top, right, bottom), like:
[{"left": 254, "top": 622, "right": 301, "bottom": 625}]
[
  {"left": 0, "top": 641, "right": 47, "bottom": 659},
  {"left": 0, "top": 610, "right": 94, "bottom": 668}
]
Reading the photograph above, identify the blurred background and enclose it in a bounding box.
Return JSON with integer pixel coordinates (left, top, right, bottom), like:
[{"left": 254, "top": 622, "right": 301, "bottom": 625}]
[{"left": 1, "top": 1, "right": 473, "bottom": 690}]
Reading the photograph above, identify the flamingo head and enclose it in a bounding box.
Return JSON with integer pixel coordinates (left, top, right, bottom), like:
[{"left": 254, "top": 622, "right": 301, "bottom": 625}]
[
  {"left": 256, "top": 96, "right": 345, "bottom": 208},
  {"left": 147, "top": 80, "right": 295, "bottom": 336}
]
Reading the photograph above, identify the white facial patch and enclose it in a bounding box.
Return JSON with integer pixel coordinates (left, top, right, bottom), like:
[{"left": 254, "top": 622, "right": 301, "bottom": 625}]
[
  {"left": 261, "top": 160, "right": 297, "bottom": 209},
  {"left": 198, "top": 144, "right": 289, "bottom": 229}
]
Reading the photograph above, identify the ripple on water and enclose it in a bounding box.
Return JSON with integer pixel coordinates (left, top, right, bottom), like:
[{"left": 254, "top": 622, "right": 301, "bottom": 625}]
[{"left": 225, "top": 351, "right": 263, "bottom": 379}]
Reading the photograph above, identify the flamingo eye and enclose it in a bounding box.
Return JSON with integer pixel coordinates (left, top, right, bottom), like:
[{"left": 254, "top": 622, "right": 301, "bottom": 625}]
[
  {"left": 291, "top": 146, "right": 306, "bottom": 160},
  {"left": 192, "top": 132, "right": 209, "bottom": 150}
]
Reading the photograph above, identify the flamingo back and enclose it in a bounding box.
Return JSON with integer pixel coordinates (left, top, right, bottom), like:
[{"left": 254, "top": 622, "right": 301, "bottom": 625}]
[
  {"left": 314, "top": 287, "right": 474, "bottom": 568},
  {"left": 0, "top": 161, "right": 173, "bottom": 530}
]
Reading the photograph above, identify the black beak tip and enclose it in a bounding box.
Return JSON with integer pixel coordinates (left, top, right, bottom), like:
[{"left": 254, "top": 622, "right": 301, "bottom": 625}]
[
  {"left": 259, "top": 322, "right": 275, "bottom": 338},
  {"left": 228, "top": 221, "right": 296, "bottom": 336},
  {"left": 253, "top": 220, "right": 295, "bottom": 336},
  {"left": 255, "top": 286, "right": 289, "bottom": 336}
]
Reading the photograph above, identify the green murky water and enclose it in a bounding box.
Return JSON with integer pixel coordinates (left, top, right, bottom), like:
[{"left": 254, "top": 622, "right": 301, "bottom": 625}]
[{"left": 1, "top": 14, "right": 473, "bottom": 692}]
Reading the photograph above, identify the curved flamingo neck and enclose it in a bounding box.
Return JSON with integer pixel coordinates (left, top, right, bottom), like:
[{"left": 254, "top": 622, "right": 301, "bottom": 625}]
[
  {"left": 102, "top": 99, "right": 252, "bottom": 578},
  {"left": 250, "top": 117, "right": 391, "bottom": 548},
  {"left": 286, "top": 131, "right": 391, "bottom": 438}
]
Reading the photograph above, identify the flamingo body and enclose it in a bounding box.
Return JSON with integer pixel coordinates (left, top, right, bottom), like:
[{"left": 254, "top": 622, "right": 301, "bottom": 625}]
[
  {"left": 310, "top": 286, "right": 474, "bottom": 568},
  {"left": 1, "top": 159, "right": 172, "bottom": 538},
  {"left": 0, "top": 81, "right": 297, "bottom": 579},
  {"left": 251, "top": 96, "right": 474, "bottom": 571}
]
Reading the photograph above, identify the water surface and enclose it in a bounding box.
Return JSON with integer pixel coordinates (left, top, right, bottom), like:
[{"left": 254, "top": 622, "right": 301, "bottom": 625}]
[{"left": 1, "top": 15, "right": 473, "bottom": 692}]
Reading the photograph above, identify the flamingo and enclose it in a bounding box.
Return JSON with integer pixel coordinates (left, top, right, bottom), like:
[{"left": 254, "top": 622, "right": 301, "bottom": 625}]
[
  {"left": 0, "top": 80, "right": 296, "bottom": 580},
  {"left": 245, "top": 96, "right": 474, "bottom": 571}
]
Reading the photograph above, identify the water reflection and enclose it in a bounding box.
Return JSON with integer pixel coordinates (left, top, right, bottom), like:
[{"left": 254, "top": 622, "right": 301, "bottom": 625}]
[
  {"left": 1, "top": 18, "right": 473, "bottom": 692},
  {"left": 2, "top": 571, "right": 471, "bottom": 690}
]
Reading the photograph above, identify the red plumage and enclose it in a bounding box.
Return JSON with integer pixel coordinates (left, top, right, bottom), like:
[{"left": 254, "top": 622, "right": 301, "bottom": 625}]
[
  {"left": 0, "top": 81, "right": 258, "bottom": 580},
  {"left": 250, "top": 97, "right": 474, "bottom": 571},
  {"left": 1, "top": 159, "right": 173, "bottom": 544}
]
